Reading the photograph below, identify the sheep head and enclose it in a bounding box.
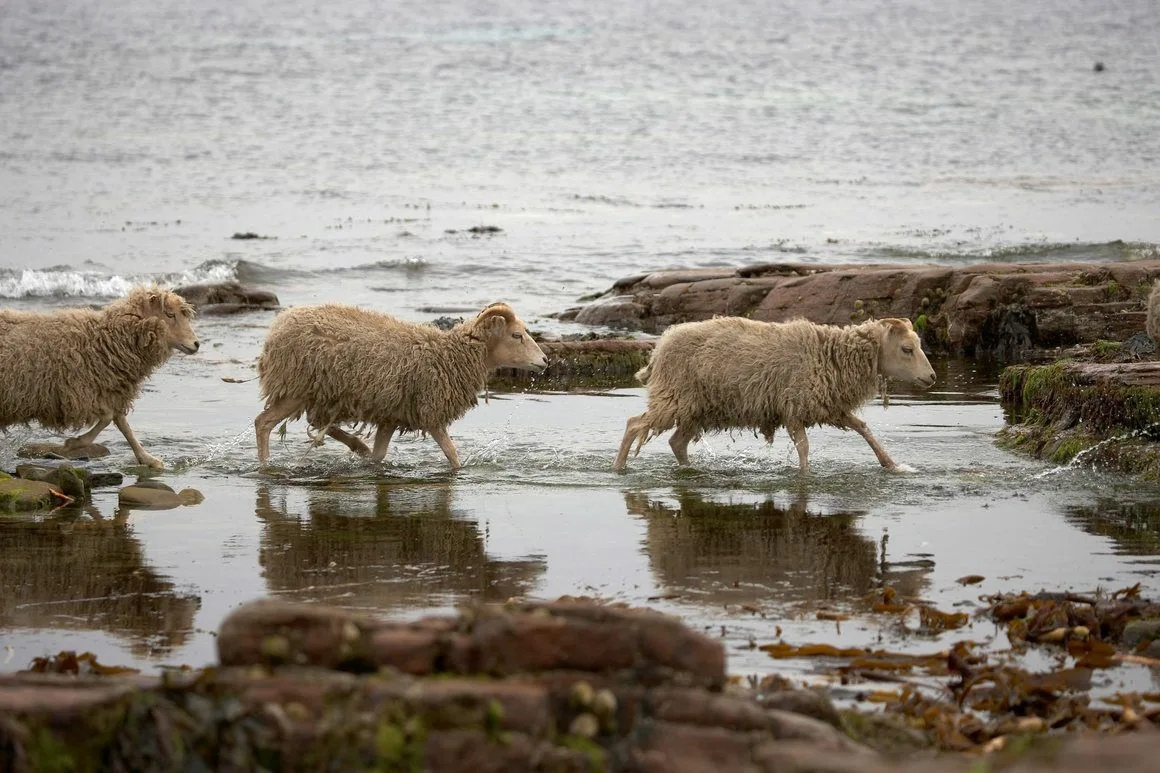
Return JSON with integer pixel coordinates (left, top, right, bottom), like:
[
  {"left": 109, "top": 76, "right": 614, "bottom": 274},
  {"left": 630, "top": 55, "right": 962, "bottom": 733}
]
[
  {"left": 133, "top": 288, "right": 200, "bottom": 355},
  {"left": 471, "top": 302, "right": 548, "bottom": 372},
  {"left": 875, "top": 318, "right": 935, "bottom": 388}
]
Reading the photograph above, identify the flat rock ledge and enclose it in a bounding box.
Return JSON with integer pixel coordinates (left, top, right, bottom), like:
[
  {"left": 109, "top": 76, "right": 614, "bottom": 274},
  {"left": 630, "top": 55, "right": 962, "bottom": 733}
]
[
  {"left": 998, "top": 360, "right": 1160, "bottom": 479},
  {"left": 559, "top": 260, "right": 1160, "bottom": 358},
  {"left": 493, "top": 339, "right": 654, "bottom": 391},
  {"left": 3, "top": 599, "right": 1159, "bottom": 772},
  {"left": 172, "top": 280, "right": 280, "bottom": 315}
]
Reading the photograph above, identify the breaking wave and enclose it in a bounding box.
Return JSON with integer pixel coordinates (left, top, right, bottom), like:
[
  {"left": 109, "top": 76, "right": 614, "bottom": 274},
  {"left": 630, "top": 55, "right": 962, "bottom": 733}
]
[
  {"left": 867, "top": 240, "right": 1160, "bottom": 264},
  {"left": 0, "top": 260, "right": 241, "bottom": 299}
]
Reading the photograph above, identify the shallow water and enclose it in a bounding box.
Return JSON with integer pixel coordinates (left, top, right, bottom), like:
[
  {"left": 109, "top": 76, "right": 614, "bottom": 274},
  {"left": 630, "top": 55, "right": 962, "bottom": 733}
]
[
  {"left": 4, "top": 358, "right": 1160, "bottom": 697},
  {"left": 2, "top": 0, "right": 1160, "bottom": 691}
]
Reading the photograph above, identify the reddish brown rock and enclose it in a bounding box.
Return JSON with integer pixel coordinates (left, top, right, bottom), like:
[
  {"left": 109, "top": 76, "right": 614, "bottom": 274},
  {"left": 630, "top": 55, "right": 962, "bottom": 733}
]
[
  {"left": 561, "top": 260, "right": 1160, "bottom": 357},
  {"left": 217, "top": 597, "right": 724, "bottom": 687},
  {"left": 5, "top": 599, "right": 1160, "bottom": 772}
]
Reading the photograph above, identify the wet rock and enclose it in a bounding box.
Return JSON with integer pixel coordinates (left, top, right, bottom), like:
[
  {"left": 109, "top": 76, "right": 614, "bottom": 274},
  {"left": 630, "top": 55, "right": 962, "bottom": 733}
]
[
  {"left": 4, "top": 598, "right": 1160, "bottom": 771},
  {"left": 0, "top": 477, "right": 66, "bottom": 511},
  {"left": 492, "top": 338, "right": 655, "bottom": 391},
  {"left": 118, "top": 482, "right": 205, "bottom": 509},
  {"left": 14, "top": 463, "right": 89, "bottom": 499},
  {"left": 218, "top": 597, "right": 725, "bottom": 688},
  {"left": 998, "top": 361, "right": 1160, "bottom": 479},
  {"left": 1122, "top": 619, "right": 1160, "bottom": 648},
  {"left": 89, "top": 472, "right": 125, "bottom": 488},
  {"left": 562, "top": 260, "right": 1160, "bottom": 358},
  {"left": 430, "top": 315, "right": 465, "bottom": 331},
  {"left": 172, "top": 280, "right": 280, "bottom": 315},
  {"left": 16, "top": 441, "right": 109, "bottom": 461},
  {"left": 758, "top": 687, "right": 844, "bottom": 730}
]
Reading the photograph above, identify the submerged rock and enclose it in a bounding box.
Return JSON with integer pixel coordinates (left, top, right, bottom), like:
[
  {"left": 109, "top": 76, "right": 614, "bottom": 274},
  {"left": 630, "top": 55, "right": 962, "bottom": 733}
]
[
  {"left": 118, "top": 481, "right": 205, "bottom": 509},
  {"left": 173, "top": 280, "right": 280, "bottom": 315},
  {"left": 16, "top": 441, "right": 110, "bottom": 461}
]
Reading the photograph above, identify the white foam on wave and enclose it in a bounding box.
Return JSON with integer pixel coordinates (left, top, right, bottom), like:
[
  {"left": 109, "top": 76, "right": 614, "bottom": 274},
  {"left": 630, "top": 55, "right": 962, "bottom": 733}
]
[{"left": 0, "top": 261, "right": 238, "bottom": 299}]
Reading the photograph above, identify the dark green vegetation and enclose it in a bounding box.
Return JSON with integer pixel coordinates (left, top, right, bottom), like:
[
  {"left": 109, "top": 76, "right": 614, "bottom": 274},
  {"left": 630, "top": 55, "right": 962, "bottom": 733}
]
[{"left": 997, "top": 361, "right": 1160, "bottom": 479}]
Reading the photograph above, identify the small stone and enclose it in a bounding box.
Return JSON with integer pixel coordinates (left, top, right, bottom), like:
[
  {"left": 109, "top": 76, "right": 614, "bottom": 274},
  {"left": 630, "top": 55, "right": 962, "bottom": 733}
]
[
  {"left": 569, "top": 681, "right": 594, "bottom": 709},
  {"left": 1122, "top": 619, "right": 1160, "bottom": 647},
  {"left": 178, "top": 488, "right": 205, "bottom": 506},
  {"left": 260, "top": 635, "right": 291, "bottom": 664},
  {"left": 90, "top": 472, "right": 125, "bottom": 488},
  {"left": 591, "top": 689, "right": 617, "bottom": 724},
  {"left": 119, "top": 483, "right": 204, "bottom": 510},
  {"left": 568, "top": 713, "right": 599, "bottom": 739}
]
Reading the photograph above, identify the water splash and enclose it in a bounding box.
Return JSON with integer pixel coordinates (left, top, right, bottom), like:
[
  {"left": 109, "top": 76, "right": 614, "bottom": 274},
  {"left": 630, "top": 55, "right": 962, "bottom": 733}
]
[
  {"left": 1034, "top": 423, "right": 1160, "bottom": 479},
  {"left": 169, "top": 428, "right": 254, "bottom": 471}
]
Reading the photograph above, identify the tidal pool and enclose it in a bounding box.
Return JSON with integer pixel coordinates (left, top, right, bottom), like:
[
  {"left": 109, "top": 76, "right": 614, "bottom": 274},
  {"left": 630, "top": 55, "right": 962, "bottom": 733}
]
[{"left": 3, "top": 357, "right": 1160, "bottom": 700}]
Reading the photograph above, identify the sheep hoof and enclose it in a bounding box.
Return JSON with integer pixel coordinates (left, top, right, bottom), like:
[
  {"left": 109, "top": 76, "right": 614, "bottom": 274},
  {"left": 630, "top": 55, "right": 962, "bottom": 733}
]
[{"left": 138, "top": 454, "right": 165, "bottom": 470}]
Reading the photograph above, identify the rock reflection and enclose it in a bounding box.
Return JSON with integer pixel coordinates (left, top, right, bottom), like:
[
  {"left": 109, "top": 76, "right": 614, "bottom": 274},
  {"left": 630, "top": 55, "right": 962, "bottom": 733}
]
[
  {"left": 255, "top": 481, "right": 545, "bottom": 610},
  {"left": 626, "top": 488, "right": 930, "bottom": 605},
  {"left": 1064, "top": 500, "right": 1160, "bottom": 558},
  {"left": 0, "top": 506, "right": 200, "bottom": 657}
]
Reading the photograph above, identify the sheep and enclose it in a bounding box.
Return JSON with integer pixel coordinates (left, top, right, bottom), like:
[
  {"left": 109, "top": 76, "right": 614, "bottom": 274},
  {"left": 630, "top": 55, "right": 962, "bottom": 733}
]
[
  {"left": 254, "top": 301, "right": 548, "bottom": 467},
  {"left": 1147, "top": 279, "right": 1160, "bottom": 342},
  {"left": 0, "top": 287, "right": 200, "bottom": 469},
  {"left": 612, "top": 316, "right": 936, "bottom": 473}
]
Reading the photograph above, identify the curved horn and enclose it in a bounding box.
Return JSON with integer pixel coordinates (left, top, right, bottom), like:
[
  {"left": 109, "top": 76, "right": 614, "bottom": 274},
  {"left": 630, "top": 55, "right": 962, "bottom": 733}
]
[{"left": 476, "top": 302, "right": 517, "bottom": 324}]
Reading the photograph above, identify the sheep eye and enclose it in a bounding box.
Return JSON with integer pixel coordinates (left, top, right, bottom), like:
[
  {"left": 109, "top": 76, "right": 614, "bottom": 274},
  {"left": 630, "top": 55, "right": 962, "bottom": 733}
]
[
  {"left": 512, "top": 332, "right": 523, "bottom": 340},
  {"left": 902, "top": 345, "right": 913, "bottom": 354},
  {"left": 166, "top": 311, "right": 176, "bottom": 319}
]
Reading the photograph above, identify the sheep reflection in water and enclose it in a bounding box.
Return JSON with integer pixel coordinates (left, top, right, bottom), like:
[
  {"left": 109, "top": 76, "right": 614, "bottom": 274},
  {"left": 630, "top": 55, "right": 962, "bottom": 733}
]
[
  {"left": 625, "top": 489, "right": 932, "bottom": 605},
  {"left": 254, "top": 482, "right": 545, "bottom": 609},
  {"left": 0, "top": 506, "right": 200, "bottom": 657}
]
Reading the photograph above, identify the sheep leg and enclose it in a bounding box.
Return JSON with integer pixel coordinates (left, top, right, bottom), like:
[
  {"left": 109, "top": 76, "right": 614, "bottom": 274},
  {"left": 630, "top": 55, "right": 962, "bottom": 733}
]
[
  {"left": 254, "top": 398, "right": 303, "bottom": 465},
  {"left": 64, "top": 416, "right": 113, "bottom": 449},
  {"left": 668, "top": 424, "right": 698, "bottom": 467},
  {"left": 427, "top": 426, "right": 461, "bottom": 469},
  {"left": 325, "top": 426, "right": 371, "bottom": 457},
  {"left": 613, "top": 413, "right": 652, "bottom": 472},
  {"left": 369, "top": 423, "right": 399, "bottom": 462},
  {"left": 841, "top": 413, "right": 896, "bottom": 469},
  {"left": 113, "top": 414, "right": 163, "bottom": 470},
  {"left": 787, "top": 423, "right": 810, "bottom": 474}
]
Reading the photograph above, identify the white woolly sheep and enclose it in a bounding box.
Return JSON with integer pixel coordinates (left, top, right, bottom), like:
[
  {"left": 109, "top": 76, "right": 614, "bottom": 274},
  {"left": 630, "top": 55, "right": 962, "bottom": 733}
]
[
  {"left": 254, "top": 302, "right": 548, "bottom": 467},
  {"left": 0, "top": 288, "right": 199, "bottom": 469},
  {"left": 612, "top": 316, "right": 936, "bottom": 473},
  {"left": 1147, "top": 279, "right": 1160, "bottom": 342}
]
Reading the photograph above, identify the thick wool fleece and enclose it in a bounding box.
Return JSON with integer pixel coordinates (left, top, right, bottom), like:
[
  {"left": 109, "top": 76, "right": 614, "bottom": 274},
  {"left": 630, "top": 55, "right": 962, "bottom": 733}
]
[{"left": 0, "top": 289, "right": 183, "bottom": 431}]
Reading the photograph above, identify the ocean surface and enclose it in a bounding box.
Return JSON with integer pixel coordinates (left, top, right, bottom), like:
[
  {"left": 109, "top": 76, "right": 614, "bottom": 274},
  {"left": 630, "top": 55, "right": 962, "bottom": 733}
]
[{"left": 3, "top": 0, "right": 1160, "bottom": 693}]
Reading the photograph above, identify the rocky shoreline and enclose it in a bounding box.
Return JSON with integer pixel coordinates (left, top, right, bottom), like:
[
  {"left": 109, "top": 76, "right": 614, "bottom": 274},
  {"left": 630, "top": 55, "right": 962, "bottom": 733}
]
[
  {"left": 3, "top": 597, "right": 1159, "bottom": 772},
  {"left": 556, "top": 259, "right": 1160, "bottom": 359}
]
